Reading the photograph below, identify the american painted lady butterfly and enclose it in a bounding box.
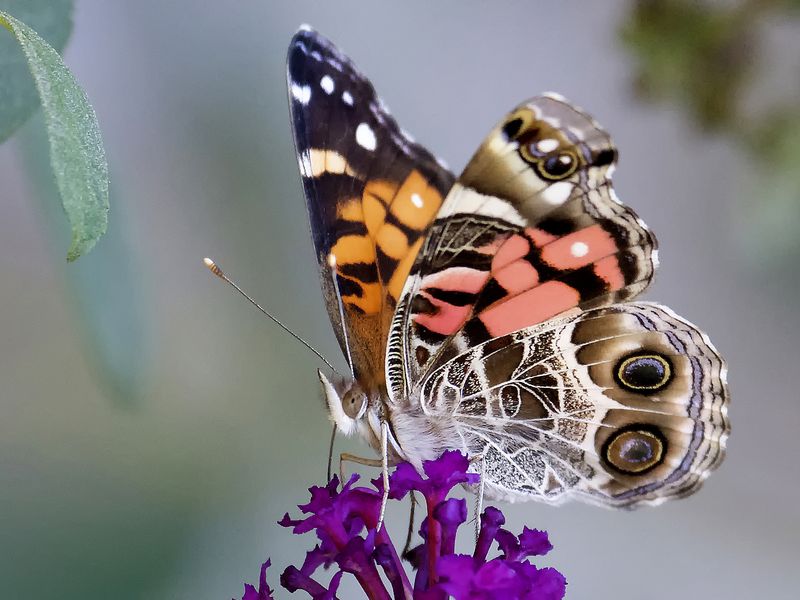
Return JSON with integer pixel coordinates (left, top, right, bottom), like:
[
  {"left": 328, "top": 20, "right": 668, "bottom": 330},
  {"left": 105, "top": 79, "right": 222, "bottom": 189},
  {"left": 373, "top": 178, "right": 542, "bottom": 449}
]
[{"left": 287, "top": 26, "right": 729, "bottom": 508}]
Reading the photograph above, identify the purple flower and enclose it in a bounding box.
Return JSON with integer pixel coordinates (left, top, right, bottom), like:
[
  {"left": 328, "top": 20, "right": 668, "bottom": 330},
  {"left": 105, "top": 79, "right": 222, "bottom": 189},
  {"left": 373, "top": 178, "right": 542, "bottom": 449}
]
[
  {"left": 236, "top": 452, "right": 566, "bottom": 599},
  {"left": 239, "top": 559, "right": 275, "bottom": 600},
  {"left": 388, "top": 450, "right": 479, "bottom": 507}
]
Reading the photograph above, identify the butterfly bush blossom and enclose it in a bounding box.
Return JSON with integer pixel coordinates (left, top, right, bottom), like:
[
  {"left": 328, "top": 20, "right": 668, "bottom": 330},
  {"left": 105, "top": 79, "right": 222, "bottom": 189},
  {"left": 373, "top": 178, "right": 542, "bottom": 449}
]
[{"left": 237, "top": 451, "right": 566, "bottom": 599}]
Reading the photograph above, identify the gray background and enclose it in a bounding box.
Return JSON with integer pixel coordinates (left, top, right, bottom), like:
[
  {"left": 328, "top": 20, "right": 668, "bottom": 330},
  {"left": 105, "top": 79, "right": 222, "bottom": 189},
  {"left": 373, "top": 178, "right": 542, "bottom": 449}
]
[{"left": 0, "top": 2, "right": 797, "bottom": 598}]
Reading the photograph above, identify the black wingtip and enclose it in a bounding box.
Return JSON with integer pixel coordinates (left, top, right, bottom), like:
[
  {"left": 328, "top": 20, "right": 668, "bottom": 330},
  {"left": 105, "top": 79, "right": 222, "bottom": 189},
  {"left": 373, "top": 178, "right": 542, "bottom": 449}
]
[{"left": 291, "top": 23, "right": 321, "bottom": 44}]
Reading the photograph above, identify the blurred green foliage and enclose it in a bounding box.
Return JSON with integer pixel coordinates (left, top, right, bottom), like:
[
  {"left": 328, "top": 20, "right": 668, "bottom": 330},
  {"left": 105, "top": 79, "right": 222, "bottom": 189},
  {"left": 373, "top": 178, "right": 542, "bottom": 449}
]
[
  {"left": 621, "top": 0, "right": 800, "bottom": 265},
  {"left": 20, "top": 113, "right": 148, "bottom": 406}
]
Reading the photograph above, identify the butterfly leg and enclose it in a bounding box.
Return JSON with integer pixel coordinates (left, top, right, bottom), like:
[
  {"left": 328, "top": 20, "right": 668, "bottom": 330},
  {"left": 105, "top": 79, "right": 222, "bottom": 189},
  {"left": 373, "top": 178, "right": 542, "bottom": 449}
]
[
  {"left": 402, "top": 491, "right": 418, "bottom": 558},
  {"left": 338, "top": 453, "right": 383, "bottom": 484},
  {"left": 377, "top": 418, "right": 390, "bottom": 531},
  {"left": 471, "top": 453, "right": 487, "bottom": 540},
  {"left": 326, "top": 423, "right": 337, "bottom": 481}
]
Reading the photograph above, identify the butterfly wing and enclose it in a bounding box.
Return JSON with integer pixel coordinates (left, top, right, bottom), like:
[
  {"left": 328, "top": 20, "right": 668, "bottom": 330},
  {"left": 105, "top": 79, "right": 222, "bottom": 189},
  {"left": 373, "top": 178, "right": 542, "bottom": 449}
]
[
  {"left": 287, "top": 28, "right": 454, "bottom": 386},
  {"left": 388, "top": 95, "right": 657, "bottom": 398},
  {"left": 418, "top": 302, "right": 729, "bottom": 507}
]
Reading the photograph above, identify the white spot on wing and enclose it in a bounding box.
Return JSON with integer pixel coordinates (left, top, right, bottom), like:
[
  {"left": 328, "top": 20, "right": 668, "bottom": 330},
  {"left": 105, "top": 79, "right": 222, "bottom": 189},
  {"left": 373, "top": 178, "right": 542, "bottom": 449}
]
[
  {"left": 541, "top": 181, "right": 572, "bottom": 205},
  {"left": 570, "top": 241, "right": 589, "bottom": 257},
  {"left": 411, "top": 193, "right": 424, "bottom": 208},
  {"left": 342, "top": 91, "right": 354, "bottom": 105},
  {"left": 651, "top": 249, "right": 660, "bottom": 269},
  {"left": 537, "top": 138, "right": 559, "bottom": 153},
  {"left": 320, "top": 75, "right": 334, "bottom": 94},
  {"left": 356, "top": 122, "right": 377, "bottom": 151},
  {"left": 291, "top": 83, "right": 311, "bottom": 105}
]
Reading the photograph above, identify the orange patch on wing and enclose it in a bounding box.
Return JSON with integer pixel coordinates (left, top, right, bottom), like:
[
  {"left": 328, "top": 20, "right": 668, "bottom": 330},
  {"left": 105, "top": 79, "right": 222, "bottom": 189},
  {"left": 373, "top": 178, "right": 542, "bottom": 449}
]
[
  {"left": 363, "top": 190, "right": 388, "bottom": 238},
  {"left": 375, "top": 223, "right": 409, "bottom": 260},
  {"left": 337, "top": 198, "right": 363, "bottom": 222},
  {"left": 389, "top": 170, "right": 443, "bottom": 230},
  {"left": 342, "top": 280, "right": 382, "bottom": 314},
  {"left": 331, "top": 234, "right": 377, "bottom": 266},
  {"left": 364, "top": 179, "right": 399, "bottom": 205},
  {"left": 387, "top": 238, "right": 423, "bottom": 300},
  {"left": 540, "top": 224, "right": 617, "bottom": 270},
  {"left": 480, "top": 281, "right": 580, "bottom": 337}
]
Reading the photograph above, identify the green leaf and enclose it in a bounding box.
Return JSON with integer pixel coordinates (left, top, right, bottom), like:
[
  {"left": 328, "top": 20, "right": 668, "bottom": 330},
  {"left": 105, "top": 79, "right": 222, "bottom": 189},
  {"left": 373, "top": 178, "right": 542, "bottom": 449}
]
[
  {"left": 0, "top": 8, "right": 108, "bottom": 261},
  {"left": 0, "top": 0, "right": 73, "bottom": 142}
]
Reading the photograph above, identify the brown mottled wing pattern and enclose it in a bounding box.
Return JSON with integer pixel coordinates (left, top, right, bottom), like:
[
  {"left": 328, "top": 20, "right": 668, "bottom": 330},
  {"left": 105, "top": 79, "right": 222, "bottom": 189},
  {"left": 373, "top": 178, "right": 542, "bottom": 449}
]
[
  {"left": 388, "top": 95, "right": 657, "bottom": 400},
  {"left": 418, "top": 303, "right": 729, "bottom": 507},
  {"left": 287, "top": 28, "right": 454, "bottom": 386}
]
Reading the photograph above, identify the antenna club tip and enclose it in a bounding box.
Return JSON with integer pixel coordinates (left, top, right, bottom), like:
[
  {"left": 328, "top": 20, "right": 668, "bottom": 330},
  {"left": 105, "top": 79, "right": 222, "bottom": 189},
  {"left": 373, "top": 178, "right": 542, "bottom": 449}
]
[{"left": 203, "top": 257, "right": 224, "bottom": 278}]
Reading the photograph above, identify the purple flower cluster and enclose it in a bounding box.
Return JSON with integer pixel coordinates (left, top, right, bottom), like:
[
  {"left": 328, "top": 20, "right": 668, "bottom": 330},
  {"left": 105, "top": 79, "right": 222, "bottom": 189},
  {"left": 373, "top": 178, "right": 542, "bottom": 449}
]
[{"left": 237, "top": 451, "right": 566, "bottom": 599}]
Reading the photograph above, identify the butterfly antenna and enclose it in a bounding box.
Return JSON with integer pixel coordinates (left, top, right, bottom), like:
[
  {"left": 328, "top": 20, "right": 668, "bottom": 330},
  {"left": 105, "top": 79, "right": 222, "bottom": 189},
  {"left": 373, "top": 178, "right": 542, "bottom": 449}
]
[
  {"left": 204, "top": 257, "right": 337, "bottom": 373},
  {"left": 327, "top": 254, "right": 355, "bottom": 378}
]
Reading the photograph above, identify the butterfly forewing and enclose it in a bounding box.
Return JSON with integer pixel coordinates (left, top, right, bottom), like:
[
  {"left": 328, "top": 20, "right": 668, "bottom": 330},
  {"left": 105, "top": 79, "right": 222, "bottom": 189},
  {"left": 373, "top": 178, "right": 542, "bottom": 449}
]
[{"left": 287, "top": 28, "right": 454, "bottom": 385}]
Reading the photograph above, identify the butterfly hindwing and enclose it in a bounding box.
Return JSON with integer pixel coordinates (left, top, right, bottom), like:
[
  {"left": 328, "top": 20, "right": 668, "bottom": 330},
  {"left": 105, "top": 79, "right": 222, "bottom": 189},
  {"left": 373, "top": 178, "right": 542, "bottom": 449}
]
[
  {"left": 287, "top": 28, "right": 455, "bottom": 385},
  {"left": 418, "top": 302, "right": 729, "bottom": 507},
  {"left": 388, "top": 95, "right": 658, "bottom": 398}
]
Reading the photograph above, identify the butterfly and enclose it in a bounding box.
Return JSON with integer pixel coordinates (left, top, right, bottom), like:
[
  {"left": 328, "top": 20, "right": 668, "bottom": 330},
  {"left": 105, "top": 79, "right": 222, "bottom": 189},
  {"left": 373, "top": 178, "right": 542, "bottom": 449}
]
[{"left": 286, "top": 26, "right": 729, "bottom": 508}]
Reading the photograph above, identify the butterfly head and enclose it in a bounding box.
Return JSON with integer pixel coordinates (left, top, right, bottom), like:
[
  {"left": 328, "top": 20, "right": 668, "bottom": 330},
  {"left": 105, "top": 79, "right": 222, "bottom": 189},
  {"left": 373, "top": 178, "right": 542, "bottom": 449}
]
[{"left": 317, "top": 369, "right": 373, "bottom": 439}]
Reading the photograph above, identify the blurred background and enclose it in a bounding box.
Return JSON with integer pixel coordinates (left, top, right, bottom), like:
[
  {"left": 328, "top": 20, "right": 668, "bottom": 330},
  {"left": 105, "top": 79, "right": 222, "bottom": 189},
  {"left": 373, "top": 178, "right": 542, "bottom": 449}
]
[{"left": 1, "top": 1, "right": 798, "bottom": 598}]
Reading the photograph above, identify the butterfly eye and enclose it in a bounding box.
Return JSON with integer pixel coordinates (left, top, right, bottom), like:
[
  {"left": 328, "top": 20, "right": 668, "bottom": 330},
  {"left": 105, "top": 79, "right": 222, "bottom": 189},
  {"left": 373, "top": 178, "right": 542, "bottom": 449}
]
[
  {"left": 342, "top": 389, "right": 367, "bottom": 419},
  {"left": 536, "top": 151, "right": 578, "bottom": 181},
  {"left": 615, "top": 353, "right": 672, "bottom": 393},
  {"left": 603, "top": 427, "right": 666, "bottom": 475}
]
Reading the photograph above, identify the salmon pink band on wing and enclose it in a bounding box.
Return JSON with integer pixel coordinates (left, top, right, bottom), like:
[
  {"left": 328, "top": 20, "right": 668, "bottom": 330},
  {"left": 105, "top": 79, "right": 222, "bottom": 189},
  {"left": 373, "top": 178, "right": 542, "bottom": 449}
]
[
  {"left": 493, "top": 261, "right": 540, "bottom": 295},
  {"left": 540, "top": 224, "right": 618, "bottom": 270},
  {"left": 492, "top": 234, "right": 530, "bottom": 270},
  {"left": 594, "top": 254, "right": 625, "bottom": 290},
  {"left": 479, "top": 281, "right": 581, "bottom": 337},
  {"left": 418, "top": 266, "right": 489, "bottom": 294},
  {"left": 525, "top": 227, "right": 558, "bottom": 248},
  {"left": 413, "top": 294, "right": 473, "bottom": 336}
]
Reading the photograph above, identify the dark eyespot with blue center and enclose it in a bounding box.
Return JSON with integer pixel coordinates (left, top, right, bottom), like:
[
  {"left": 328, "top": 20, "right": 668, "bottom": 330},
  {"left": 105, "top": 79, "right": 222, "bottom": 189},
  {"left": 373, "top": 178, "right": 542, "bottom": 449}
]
[
  {"left": 603, "top": 427, "right": 666, "bottom": 475},
  {"left": 615, "top": 353, "right": 672, "bottom": 393},
  {"left": 536, "top": 151, "right": 578, "bottom": 180}
]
